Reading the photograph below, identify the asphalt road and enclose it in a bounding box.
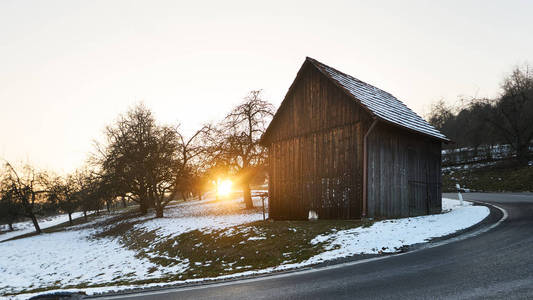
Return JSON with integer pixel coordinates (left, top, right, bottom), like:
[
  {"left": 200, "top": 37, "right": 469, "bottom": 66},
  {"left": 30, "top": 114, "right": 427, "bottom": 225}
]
[{"left": 100, "top": 193, "right": 533, "bottom": 300}]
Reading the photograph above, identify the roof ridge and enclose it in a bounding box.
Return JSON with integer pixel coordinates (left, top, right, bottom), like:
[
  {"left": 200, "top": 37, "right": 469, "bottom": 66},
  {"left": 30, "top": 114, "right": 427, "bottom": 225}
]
[
  {"left": 306, "top": 57, "right": 398, "bottom": 99},
  {"left": 305, "top": 57, "right": 449, "bottom": 141}
]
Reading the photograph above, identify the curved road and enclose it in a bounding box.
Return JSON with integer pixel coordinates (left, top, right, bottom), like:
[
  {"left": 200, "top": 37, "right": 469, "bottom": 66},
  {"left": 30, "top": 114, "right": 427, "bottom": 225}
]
[{"left": 101, "top": 193, "right": 533, "bottom": 299}]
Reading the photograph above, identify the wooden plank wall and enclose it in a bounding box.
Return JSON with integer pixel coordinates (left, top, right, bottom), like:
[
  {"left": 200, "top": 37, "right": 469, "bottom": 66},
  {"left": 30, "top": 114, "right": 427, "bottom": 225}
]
[
  {"left": 367, "top": 124, "right": 442, "bottom": 218},
  {"left": 269, "top": 124, "right": 363, "bottom": 219},
  {"left": 265, "top": 63, "right": 368, "bottom": 143},
  {"left": 266, "top": 61, "right": 442, "bottom": 220},
  {"left": 267, "top": 63, "right": 368, "bottom": 219}
]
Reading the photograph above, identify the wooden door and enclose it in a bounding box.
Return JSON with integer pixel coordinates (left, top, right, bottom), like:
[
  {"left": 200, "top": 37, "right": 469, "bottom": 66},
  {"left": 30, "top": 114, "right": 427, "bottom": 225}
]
[{"left": 408, "top": 148, "right": 428, "bottom": 216}]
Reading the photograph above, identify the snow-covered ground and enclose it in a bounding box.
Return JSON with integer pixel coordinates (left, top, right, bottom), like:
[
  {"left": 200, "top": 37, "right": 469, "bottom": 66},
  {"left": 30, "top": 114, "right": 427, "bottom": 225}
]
[
  {"left": 1, "top": 196, "right": 489, "bottom": 299},
  {"left": 0, "top": 193, "right": 265, "bottom": 298},
  {"left": 0, "top": 212, "right": 85, "bottom": 242},
  {"left": 133, "top": 192, "right": 266, "bottom": 239},
  {"left": 306, "top": 199, "right": 488, "bottom": 259}
]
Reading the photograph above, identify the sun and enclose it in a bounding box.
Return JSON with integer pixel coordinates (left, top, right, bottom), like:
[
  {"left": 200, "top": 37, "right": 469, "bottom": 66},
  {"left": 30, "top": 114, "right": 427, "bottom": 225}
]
[{"left": 217, "top": 179, "right": 233, "bottom": 197}]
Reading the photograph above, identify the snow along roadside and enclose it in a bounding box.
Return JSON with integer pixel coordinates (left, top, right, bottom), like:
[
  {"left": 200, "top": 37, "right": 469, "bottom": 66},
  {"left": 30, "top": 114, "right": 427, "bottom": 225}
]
[
  {"left": 9, "top": 198, "right": 490, "bottom": 300},
  {"left": 306, "top": 198, "right": 489, "bottom": 258}
]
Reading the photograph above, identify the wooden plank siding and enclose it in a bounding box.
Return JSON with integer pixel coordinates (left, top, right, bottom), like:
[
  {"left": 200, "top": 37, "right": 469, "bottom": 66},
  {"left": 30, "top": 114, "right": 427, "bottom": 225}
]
[
  {"left": 264, "top": 60, "right": 443, "bottom": 220},
  {"left": 266, "top": 63, "right": 368, "bottom": 220},
  {"left": 367, "top": 123, "right": 442, "bottom": 218}
]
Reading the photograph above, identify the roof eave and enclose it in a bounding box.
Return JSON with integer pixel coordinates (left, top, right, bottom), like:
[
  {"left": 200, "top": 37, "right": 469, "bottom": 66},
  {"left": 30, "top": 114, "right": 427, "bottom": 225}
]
[
  {"left": 306, "top": 57, "right": 450, "bottom": 143},
  {"left": 306, "top": 57, "right": 378, "bottom": 120},
  {"left": 261, "top": 59, "right": 318, "bottom": 145},
  {"left": 377, "top": 117, "right": 450, "bottom": 142}
]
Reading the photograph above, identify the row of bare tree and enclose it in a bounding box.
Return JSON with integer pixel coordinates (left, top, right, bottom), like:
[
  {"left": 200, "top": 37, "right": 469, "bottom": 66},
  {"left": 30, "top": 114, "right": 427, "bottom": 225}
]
[
  {"left": 428, "top": 65, "right": 533, "bottom": 165},
  {"left": 0, "top": 163, "right": 107, "bottom": 233},
  {"left": 1, "top": 90, "right": 274, "bottom": 233}
]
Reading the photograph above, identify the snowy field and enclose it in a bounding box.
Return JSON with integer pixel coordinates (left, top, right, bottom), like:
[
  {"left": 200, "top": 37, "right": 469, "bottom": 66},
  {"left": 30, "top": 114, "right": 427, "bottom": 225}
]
[
  {"left": 0, "top": 212, "right": 84, "bottom": 242},
  {"left": 0, "top": 193, "right": 266, "bottom": 298},
  {"left": 0, "top": 196, "right": 489, "bottom": 299}
]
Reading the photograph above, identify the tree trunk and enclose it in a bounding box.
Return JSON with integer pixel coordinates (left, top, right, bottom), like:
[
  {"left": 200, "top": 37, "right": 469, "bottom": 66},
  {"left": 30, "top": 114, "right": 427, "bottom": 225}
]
[
  {"left": 106, "top": 200, "right": 111, "bottom": 213},
  {"left": 148, "top": 195, "right": 155, "bottom": 208},
  {"left": 155, "top": 201, "right": 164, "bottom": 218},
  {"left": 8, "top": 222, "right": 14, "bottom": 231},
  {"left": 517, "top": 143, "right": 530, "bottom": 165},
  {"left": 83, "top": 210, "right": 87, "bottom": 221},
  {"left": 139, "top": 190, "right": 149, "bottom": 214},
  {"left": 122, "top": 197, "right": 127, "bottom": 208},
  {"left": 140, "top": 200, "right": 148, "bottom": 214},
  {"left": 30, "top": 213, "right": 41, "bottom": 234},
  {"left": 68, "top": 213, "right": 73, "bottom": 226},
  {"left": 181, "top": 192, "right": 188, "bottom": 201},
  {"left": 243, "top": 183, "right": 253, "bottom": 209}
]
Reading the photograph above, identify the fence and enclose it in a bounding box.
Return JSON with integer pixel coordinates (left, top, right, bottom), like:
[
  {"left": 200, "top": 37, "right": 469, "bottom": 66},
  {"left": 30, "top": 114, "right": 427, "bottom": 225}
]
[{"left": 442, "top": 144, "right": 533, "bottom": 166}]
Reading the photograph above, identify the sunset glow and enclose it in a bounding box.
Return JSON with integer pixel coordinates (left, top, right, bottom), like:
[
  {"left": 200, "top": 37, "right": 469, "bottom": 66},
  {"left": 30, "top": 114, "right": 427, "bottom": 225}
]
[
  {"left": 1, "top": 1, "right": 531, "bottom": 174},
  {"left": 217, "top": 179, "right": 233, "bottom": 197}
]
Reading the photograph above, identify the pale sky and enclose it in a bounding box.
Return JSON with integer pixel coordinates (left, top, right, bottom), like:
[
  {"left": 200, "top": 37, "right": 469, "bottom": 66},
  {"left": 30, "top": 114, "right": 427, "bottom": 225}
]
[{"left": 1, "top": 0, "right": 532, "bottom": 174}]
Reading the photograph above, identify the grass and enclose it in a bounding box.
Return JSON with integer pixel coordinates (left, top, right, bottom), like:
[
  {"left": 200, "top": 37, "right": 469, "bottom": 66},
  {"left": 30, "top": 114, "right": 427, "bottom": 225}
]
[
  {"left": 443, "top": 161, "right": 533, "bottom": 192},
  {"left": 97, "top": 217, "right": 367, "bottom": 281},
  {"left": 4, "top": 217, "right": 368, "bottom": 297},
  {"left": 2, "top": 199, "right": 371, "bottom": 297}
]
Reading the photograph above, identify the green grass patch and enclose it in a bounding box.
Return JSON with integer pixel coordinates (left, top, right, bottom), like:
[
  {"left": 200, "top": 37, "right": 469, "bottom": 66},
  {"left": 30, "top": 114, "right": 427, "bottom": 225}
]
[
  {"left": 101, "top": 219, "right": 366, "bottom": 281},
  {"left": 443, "top": 162, "right": 533, "bottom": 192},
  {"left": 3, "top": 206, "right": 369, "bottom": 297}
]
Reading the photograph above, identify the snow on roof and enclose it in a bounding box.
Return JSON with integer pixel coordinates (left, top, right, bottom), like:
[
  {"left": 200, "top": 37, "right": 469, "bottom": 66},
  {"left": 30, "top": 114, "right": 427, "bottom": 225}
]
[{"left": 307, "top": 57, "right": 449, "bottom": 141}]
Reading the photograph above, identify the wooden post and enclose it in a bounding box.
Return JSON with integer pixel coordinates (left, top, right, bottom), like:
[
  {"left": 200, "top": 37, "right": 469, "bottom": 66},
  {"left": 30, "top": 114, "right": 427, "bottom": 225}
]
[
  {"left": 362, "top": 118, "right": 378, "bottom": 218},
  {"left": 256, "top": 191, "right": 268, "bottom": 220},
  {"left": 456, "top": 183, "right": 464, "bottom": 206},
  {"left": 262, "top": 195, "right": 266, "bottom": 220}
]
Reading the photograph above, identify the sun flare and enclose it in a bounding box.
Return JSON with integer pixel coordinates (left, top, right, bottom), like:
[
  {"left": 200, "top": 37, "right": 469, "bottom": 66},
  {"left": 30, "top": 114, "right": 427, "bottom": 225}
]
[{"left": 217, "top": 179, "right": 233, "bottom": 197}]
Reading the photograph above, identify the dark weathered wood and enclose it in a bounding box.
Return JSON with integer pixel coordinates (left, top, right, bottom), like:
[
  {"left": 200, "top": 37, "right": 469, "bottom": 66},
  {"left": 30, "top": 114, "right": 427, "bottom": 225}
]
[
  {"left": 266, "top": 61, "right": 442, "bottom": 220},
  {"left": 265, "top": 63, "right": 368, "bottom": 220},
  {"left": 367, "top": 123, "right": 442, "bottom": 218}
]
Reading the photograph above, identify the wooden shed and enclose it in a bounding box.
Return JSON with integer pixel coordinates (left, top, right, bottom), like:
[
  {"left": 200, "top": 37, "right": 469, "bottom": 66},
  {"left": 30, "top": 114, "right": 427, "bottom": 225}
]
[{"left": 261, "top": 57, "right": 449, "bottom": 220}]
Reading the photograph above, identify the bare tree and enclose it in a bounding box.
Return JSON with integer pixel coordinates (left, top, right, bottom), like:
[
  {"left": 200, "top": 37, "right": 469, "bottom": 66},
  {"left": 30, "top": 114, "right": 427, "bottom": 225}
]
[
  {"left": 189, "top": 170, "right": 210, "bottom": 200},
  {"left": 482, "top": 65, "right": 533, "bottom": 164},
  {"left": 174, "top": 125, "right": 209, "bottom": 201},
  {"left": 73, "top": 169, "right": 104, "bottom": 221},
  {"left": 47, "top": 174, "right": 80, "bottom": 226},
  {"left": 96, "top": 104, "right": 159, "bottom": 214},
  {"left": 2, "top": 162, "right": 48, "bottom": 234},
  {"left": 148, "top": 125, "right": 181, "bottom": 217},
  {"left": 0, "top": 183, "right": 21, "bottom": 231},
  {"left": 216, "top": 90, "right": 274, "bottom": 208},
  {"left": 96, "top": 103, "right": 183, "bottom": 217},
  {"left": 427, "top": 99, "right": 455, "bottom": 132}
]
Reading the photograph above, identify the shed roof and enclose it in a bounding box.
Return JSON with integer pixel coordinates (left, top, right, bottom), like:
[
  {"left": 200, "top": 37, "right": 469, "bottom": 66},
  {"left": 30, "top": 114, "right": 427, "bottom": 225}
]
[{"left": 306, "top": 57, "right": 449, "bottom": 141}]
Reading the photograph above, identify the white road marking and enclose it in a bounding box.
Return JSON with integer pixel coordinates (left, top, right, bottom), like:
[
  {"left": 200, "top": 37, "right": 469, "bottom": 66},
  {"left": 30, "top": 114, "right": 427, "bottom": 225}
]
[{"left": 95, "top": 201, "right": 508, "bottom": 299}]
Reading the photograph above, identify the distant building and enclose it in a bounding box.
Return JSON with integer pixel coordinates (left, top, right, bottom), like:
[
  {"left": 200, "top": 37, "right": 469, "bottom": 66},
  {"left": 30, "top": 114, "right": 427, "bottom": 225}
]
[{"left": 261, "top": 57, "right": 449, "bottom": 220}]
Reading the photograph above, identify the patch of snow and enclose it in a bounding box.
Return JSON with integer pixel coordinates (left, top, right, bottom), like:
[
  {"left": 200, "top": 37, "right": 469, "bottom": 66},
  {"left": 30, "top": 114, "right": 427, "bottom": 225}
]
[
  {"left": 442, "top": 198, "right": 472, "bottom": 211},
  {"left": 307, "top": 198, "right": 488, "bottom": 260},
  {"left": 7, "top": 197, "right": 489, "bottom": 299},
  {"left": 2, "top": 197, "right": 489, "bottom": 298},
  {"left": 311, "top": 234, "right": 331, "bottom": 244},
  {"left": 0, "top": 228, "right": 188, "bottom": 297},
  {"left": 0, "top": 191, "right": 266, "bottom": 297},
  {"left": 0, "top": 212, "right": 85, "bottom": 242}
]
